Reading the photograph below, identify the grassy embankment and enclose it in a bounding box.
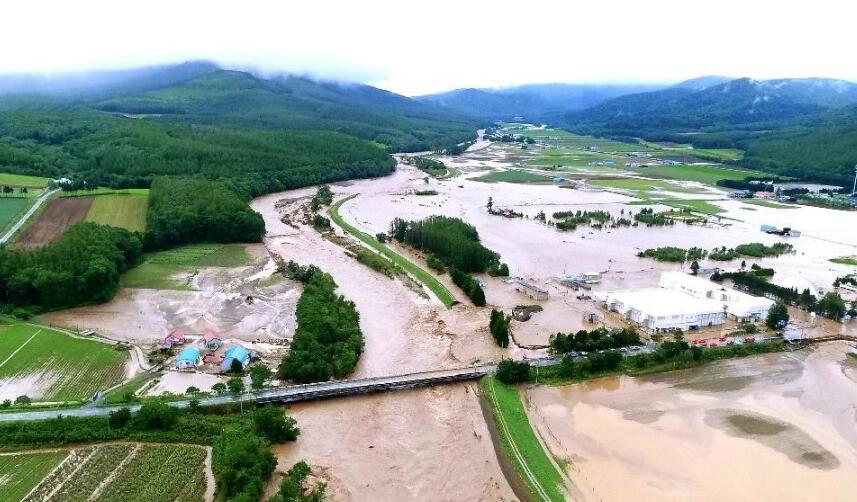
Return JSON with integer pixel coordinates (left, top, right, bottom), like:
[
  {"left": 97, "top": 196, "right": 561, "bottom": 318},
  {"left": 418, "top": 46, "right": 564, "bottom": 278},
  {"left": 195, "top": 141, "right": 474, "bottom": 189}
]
[
  {"left": 329, "top": 194, "right": 455, "bottom": 308},
  {"left": 0, "top": 323, "right": 129, "bottom": 402},
  {"left": 120, "top": 243, "right": 252, "bottom": 290},
  {"left": 483, "top": 376, "right": 566, "bottom": 502}
]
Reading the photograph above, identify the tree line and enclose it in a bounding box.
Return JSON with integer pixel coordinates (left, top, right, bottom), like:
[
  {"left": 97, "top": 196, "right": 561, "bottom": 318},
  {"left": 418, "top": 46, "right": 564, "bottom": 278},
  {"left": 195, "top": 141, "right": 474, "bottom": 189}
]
[
  {"left": 144, "top": 177, "right": 266, "bottom": 250},
  {"left": 0, "top": 223, "right": 142, "bottom": 314},
  {"left": 277, "top": 267, "right": 364, "bottom": 383}
]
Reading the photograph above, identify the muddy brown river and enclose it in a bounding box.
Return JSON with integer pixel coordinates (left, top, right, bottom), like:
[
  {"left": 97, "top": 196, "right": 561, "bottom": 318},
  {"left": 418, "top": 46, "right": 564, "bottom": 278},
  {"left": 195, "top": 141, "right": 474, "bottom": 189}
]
[{"left": 527, "top": 343, "right": 857, "bottom": 501}]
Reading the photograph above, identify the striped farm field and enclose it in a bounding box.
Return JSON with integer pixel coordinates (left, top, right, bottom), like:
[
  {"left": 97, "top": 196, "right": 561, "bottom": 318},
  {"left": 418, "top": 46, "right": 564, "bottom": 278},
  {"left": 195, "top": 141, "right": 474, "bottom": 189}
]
[
  {"left": 0, "top": 450, "right": 68, "bottom": 502},
  {"left": 0, "top": 324, "right": 129, "bottom": 402},
  {"left": 84, "top": 193, "right": 149, "bottom": 232},
  {"left": 15, "top": 443, "right": 207, "bottom": 502},
  {"left": 0, "top": 198, "right": 29, "bottom": 232},
  {"left": 0, "top": 173, "right": 50, "bottom": 188}
]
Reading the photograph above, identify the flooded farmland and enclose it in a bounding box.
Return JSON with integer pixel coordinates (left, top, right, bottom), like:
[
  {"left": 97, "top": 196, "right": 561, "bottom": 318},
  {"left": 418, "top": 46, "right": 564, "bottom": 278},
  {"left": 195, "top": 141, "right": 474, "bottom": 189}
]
[{"left": 527, "top": 343, "right": 857, "bottom": 502}]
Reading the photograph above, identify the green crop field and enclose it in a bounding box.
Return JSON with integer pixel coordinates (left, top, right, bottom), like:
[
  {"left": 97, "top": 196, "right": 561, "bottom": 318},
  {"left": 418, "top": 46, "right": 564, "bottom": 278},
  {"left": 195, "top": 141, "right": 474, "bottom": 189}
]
[
  {"left": 0, "top": 323, "right": 129, "bottom": 402},
  {"left": 0, "top": 198, "right": 29, "bottom": 231},
  {"left": 638, "top": 164, "right": 762, "bottom": 184},
  {"left": 0, "top": 172, "right": 50, "bottom": 188},
  {"left": 120, "top": 243, "right": 252, "bottom": 289},
  {"left": 85, "top": 194, "right": 149, "bottom": 232},
  {"left": 472, "top": 169, "right": 554, "bottom": 184},
  {"left": 330, "top": 195, "right": 456, "bottom": 308},
  {"left": 18, "top": 444, "right": 207, "bottom": 502},
  {"left": 483, "top": 377, "right": 566, "bottom": 502},
  {"left": 0, "top": 450, "right": 68, "bottom": 502}
]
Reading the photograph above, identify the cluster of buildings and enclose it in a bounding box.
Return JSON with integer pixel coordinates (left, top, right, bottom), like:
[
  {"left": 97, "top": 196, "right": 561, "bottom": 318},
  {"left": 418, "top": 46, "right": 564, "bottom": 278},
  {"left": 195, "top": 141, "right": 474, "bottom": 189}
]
[
  {"left": 596, "top": 272, "right": 774, "bottom": 333},
  {"left": 167, "top": 329, "right": 253, "bottom": 373}
]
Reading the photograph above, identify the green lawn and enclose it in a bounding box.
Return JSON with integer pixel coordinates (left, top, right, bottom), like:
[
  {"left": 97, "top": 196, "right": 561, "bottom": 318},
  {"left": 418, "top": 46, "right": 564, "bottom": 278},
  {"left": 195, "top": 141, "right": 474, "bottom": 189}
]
[
  {"left": 0, "top": 172, "right": 50, "bottom": 188},
  {"left": 0, "top": 450, "right": 68, "bottom": 502},
  {"left": 472, "top": 169, "right": 554, "bottom": 184},
  {"left": 85, "top": 193, "right": 149, "bottom": 232},
  {"left": 329, "top": 195, "right": 456, "bottom": 308},
  {"left": 0, "top": 198, "right": 29, "bottom": 231},
  {"left": 483, "top": 376, "right": 565, "bottom": 502},
  {"left": 120, "top": 243, "right": 252, "bottom": 290},
  {"left": 0, "top": 324, "right": 129, "bottom": 402}
]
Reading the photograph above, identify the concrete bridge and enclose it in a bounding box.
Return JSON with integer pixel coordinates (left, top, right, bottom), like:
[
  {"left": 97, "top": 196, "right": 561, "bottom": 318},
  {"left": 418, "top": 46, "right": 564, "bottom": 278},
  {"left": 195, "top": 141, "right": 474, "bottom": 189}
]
[{"left": 0, "top": 359, "right": 559, "bottom": 422}]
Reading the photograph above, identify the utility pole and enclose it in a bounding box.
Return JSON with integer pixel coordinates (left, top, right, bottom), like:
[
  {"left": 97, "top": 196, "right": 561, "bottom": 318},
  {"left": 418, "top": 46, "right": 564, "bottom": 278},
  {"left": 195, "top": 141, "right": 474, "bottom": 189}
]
[{"left": 852, "top": 165, "right": 857, "bottom": 197}]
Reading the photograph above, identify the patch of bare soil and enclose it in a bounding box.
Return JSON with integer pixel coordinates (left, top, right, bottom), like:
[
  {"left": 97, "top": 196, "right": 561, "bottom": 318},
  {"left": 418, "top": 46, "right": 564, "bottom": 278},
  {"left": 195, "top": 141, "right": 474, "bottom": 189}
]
[{"left": 14, "top": 197, "right": 93, "bottom": 249}]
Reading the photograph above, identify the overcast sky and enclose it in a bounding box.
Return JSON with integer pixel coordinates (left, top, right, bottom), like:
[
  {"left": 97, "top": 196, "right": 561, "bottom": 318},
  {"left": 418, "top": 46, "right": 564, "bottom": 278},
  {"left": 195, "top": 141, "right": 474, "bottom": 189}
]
[{"left": 4, "top": 0, "right": 856, "bottom": 96}]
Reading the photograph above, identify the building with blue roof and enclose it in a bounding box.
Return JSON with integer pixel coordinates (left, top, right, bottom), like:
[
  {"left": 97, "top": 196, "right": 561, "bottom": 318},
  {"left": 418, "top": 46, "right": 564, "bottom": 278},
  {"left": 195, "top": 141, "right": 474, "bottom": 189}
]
[
  {"left": 221, "top": 345, "right": 251, "bottom": 372},
  {"left": 175, "top": 347, "right": 201, "bottom": 369}
]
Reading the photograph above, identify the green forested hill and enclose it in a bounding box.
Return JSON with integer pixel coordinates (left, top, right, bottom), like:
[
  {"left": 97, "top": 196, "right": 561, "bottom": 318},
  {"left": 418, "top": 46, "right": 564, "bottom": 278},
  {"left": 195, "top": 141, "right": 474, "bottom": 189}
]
[
  {"left": 0, "top": 109, "right": 396, "bottom": 197},
  {"left": 93, "top": 70, "right": 476, "bottom": 152},
  {"left": 554, "top": 78, "right": 857, "bottom": 185}
]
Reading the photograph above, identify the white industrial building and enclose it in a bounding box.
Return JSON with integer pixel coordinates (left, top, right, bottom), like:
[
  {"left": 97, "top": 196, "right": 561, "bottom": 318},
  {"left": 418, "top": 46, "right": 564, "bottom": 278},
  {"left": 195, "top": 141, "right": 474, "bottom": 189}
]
[{"left": 597, "top": 272, "right": 774, "bottom": 332}]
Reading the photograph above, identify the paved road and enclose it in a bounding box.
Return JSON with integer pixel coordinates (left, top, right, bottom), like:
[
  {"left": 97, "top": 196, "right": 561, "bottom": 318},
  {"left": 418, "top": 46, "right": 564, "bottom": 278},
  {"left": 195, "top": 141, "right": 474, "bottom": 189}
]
[
  {"left": 2, "top": 362, "right": 560, "bottom": 422},
  {"left": 0, "top": 188, "right": 59, "bottom": 245}
]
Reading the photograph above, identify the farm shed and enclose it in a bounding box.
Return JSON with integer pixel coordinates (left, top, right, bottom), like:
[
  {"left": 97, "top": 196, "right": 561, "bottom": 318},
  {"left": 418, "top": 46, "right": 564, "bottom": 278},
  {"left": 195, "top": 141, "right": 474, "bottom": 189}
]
[
  {"left": 202, "top": 331, "right": 223, "bottom": 350},
  {"left": 221, "top": 345, "right": 251, "bottom": 372},
  {"left": 175, "top": 347, "right": 201, "bottom": 369}
]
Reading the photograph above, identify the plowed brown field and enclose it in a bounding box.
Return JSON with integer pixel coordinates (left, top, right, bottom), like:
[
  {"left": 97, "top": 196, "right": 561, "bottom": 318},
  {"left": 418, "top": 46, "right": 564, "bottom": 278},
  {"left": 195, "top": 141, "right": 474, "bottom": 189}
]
[{"left": 14, "top": 197, "right": 94, "bottom": 249}]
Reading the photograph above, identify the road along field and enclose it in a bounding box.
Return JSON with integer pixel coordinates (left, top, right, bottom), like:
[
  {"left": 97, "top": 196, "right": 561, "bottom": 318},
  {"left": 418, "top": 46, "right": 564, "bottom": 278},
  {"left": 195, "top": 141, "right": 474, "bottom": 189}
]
[
  {"left": 0, "top": 450, "right": 68, "bottom": 502},
  {"left": 0, "top": 198, "right": 30, "bottom": 232},
  {"left": 84, "top": 193, "right": 149, "bottom": 232},
  {"left": 0, "top": 324, "right": 130, "bottom": 402},
  {"left": 8, "top": 443, "right": 208, "bottom": 502},
  {"left": 13, "top": 197, "right": 93, "bottom": 249}
]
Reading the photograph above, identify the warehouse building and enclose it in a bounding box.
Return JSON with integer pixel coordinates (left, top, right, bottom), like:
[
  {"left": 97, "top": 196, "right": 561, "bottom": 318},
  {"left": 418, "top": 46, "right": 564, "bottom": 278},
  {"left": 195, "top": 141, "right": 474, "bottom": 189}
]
[
  {"left": 175, "top": 347, "right": 201, "bottom": 369},
  {"left": 220, "top": 345, "right": 251, "bottom": 373},
  {"left": 597, "top": 272, "right": 774, "bottom": 332}
]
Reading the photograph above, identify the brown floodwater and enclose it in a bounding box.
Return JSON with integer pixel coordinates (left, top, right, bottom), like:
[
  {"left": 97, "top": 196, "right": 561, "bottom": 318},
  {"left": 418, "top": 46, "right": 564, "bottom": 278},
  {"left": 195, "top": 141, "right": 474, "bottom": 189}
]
[
  {"left": 270, "top": 385, "right": 517, "bottom": 502},
  {"left": 526, "top": 343, "right": 857, "bottom": 501}
]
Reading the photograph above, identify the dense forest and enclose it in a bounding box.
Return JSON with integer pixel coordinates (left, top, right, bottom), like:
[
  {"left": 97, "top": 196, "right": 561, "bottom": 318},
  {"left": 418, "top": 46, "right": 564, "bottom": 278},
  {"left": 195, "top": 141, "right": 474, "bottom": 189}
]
[
  {"left": 0, "top": 223, "right": 142, "bottom": 313},
  {"left": 0, "top": 109, "right": 397, "bottom": 198},
  {"left": 278, "top": 267, "right": 363, "bottom": 383},
  {"left": 389, "top": 216, "right": 500, "bottom": 273},
  {"left": 144, "top": 177, "right": 265, "bottom": 250},
  {"left": 92, "top": 70, "right": 477, "bottom": 153}
]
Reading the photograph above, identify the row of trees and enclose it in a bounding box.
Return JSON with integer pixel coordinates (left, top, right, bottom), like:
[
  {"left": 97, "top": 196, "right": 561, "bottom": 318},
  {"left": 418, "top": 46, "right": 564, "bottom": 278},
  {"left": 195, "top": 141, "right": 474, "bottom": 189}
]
[
  {"left": 450, "top": 267, "right": 486, "bottom": 306},
  {"left": 549, "top": 327, "right": 641, "bottom": 354},
  {"left": 389, "top": 216, "right": 500, "bottom": 273},
  {"left": 489, "top": 309, "right": 511, "bottom": 347},
  {"left": 144, "top": 177, "right": 265, "bottom": 250},
  {"left": 277, "top": 269, "right": 364, "bottom": 383},
  {"left": 0, "top": 223, "right": 142, "bottom": 312}
]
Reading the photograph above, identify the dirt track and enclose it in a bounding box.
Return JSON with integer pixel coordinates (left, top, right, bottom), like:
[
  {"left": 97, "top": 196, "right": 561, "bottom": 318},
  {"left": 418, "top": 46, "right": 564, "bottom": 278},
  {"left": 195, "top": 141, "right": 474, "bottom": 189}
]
[{"left": 14, "top": 197, "right": 94, "bottom": 249}]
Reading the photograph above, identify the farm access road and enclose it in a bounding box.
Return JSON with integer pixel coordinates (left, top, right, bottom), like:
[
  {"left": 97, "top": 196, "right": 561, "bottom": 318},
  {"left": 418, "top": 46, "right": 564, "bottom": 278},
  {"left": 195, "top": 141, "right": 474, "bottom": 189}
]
[{"left": 0, "top": 188, "right": 60, "bottom": 245}]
